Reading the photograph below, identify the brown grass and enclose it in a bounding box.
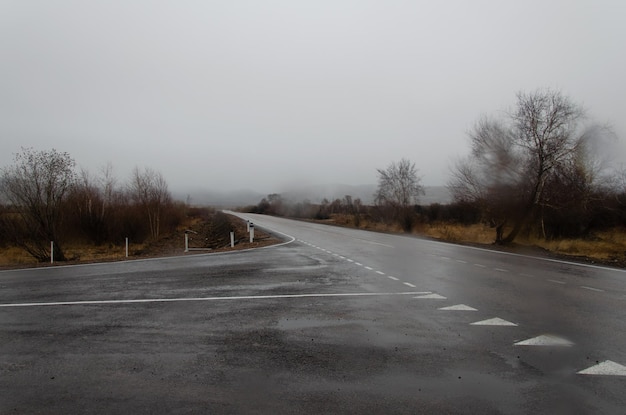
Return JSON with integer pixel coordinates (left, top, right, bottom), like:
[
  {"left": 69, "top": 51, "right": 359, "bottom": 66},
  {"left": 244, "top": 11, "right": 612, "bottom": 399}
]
[
  {"left": 419, "top": 222, "right": 494, "bottom": 245},
  {"left": 0, "top": 213, "right": 280, "bottom": 269},
  {"left": 530, "top": 230, "right": 626, "bottom": 262},
  {"left": 421, "top": 222, "right": 626, "bottom": 265},
  {"left": 326, "top": 214, "right": 626, "bottom": 266}
]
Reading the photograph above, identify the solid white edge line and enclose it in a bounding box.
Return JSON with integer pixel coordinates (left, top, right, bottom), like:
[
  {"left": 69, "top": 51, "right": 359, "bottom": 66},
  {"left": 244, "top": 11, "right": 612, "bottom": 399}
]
[{"left": 0, "top": 291, "right": 432, "bottom": 308}]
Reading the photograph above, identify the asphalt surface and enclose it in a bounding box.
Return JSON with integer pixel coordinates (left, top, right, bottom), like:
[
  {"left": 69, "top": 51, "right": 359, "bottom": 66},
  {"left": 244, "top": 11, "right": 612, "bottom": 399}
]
[{"left": 0, "top": 213, "right": 625, "bottom": 414}]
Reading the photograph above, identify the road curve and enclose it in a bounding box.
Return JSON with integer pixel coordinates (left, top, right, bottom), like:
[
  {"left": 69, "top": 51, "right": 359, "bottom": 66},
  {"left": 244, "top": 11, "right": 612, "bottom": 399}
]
[{"left": 0, "top": 213, "right": 624, "bottom": 414}]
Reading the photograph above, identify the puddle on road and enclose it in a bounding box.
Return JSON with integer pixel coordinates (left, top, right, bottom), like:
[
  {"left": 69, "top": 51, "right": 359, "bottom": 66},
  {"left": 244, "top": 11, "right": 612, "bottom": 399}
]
[{"left": 263, "top": 265, "right": 328, "bottom": 273}]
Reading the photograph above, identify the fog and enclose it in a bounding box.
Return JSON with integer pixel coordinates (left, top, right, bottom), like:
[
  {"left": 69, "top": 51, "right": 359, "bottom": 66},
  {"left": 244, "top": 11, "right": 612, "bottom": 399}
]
[{"left": 1, "top": 1, "right": 625, "bottom": 197}]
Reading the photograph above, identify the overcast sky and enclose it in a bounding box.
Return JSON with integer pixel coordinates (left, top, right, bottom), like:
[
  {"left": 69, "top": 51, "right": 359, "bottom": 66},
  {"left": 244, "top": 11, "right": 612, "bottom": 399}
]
[{"left": 1, "top": 1, "right": 625, "bottom": 194}]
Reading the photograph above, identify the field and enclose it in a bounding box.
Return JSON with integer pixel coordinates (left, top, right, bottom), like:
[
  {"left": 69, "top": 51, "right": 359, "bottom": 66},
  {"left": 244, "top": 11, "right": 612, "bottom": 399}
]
[{"left": 324, "top": 214, "right": 626, "bottom": 268}]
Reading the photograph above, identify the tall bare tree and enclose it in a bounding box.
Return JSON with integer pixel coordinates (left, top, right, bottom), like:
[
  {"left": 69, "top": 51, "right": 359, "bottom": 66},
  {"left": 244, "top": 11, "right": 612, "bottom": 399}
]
[
  {"left": 449, "top": 89, "right": 607, "bottom": 244},
  {"left": 71, "top": 163, "right": 117, "bottom": 244},
  {"left": 375, "top": 158, "right": 424, "bottom": 231},
  {"left": 129, "top": 167, "right": 171, "bottom": 239},
  {"left": 0, "top": 148, "right": 76, "bottom": 261}
]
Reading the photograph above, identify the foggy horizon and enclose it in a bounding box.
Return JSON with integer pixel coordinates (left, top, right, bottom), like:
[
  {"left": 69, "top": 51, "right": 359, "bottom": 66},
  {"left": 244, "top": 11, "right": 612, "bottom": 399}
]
[{"left": 2, "top": 1, "right": 625, "bottom": 196}]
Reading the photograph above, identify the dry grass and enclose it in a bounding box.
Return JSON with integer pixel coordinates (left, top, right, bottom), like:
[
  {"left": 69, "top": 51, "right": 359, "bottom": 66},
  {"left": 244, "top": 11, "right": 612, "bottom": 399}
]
[
  {"left": 325, "top": 215, "right": 626, "bottom": 266},
  {"left": 530, "top": 230, "right": 626, "bottom": 262},
  {"left": 64, "top": 243, "right": 149, "bottom": 262},
  {"left": 0, "top": 246, "right": 37, "bottom": 267},
  {"left": 0, "top": 243, "right": 150, "bottom": 267},
  {"left": 419, "top": 222, "right": 494, "bottom": 245},
  {"left": 421, "top": 222, "right": 626, "bottom": 265}
]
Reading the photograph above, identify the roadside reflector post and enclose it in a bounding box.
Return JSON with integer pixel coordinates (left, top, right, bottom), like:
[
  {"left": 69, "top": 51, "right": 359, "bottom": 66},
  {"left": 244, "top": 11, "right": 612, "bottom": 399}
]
[
  {"left": 125, "top": 237, "right": 129, "bottom": 258},
  {"left": 230, "top": 231, "right": 235, "bottom": 248},
  {"left": 184, "top": 230, "right": 198, "bottom": 253},
  {"left": 249, "top": 224, "right": 254, "bottom": 243},
  {"left": 50, "top": 241, "right": 54, "bottom": 264}
]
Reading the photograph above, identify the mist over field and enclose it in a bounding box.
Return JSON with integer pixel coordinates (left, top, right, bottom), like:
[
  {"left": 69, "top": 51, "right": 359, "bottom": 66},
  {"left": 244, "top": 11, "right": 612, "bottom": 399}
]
[{"left": 174, "top": 185, "right": 451, "bottom": 207}]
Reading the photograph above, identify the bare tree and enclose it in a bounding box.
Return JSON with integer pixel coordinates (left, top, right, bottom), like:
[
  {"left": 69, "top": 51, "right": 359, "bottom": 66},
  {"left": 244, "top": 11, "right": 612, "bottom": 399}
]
[
  {"left": 375, "top": 158, "right": 424, "bottom": 231},
  {"left": 71, "top": 163, "right": 118, "bottom": 244},
  {"left": 449, "top": 89, "right": 608, "bottom": 244},
  {"left": 0, "top": 148, "right": 76, "bottom": 261},
  {"left": 129, "top": 167, "right": 171, "bottom": 239}
]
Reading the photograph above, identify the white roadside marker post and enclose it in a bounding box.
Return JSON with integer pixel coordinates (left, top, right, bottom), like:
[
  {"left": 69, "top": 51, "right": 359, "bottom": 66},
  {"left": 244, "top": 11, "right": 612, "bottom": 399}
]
[
  {"left": 125, "top": 237, "right": 129, "bottom": 258},
  {"left": 50, "top": 241, "right": 54, "bottom": 264},
  {"left": 230, "top": 231, "right": 235, "bottom": 248},
  {"left": 249, "top": 224, "right": 254, "bottom": 243}
]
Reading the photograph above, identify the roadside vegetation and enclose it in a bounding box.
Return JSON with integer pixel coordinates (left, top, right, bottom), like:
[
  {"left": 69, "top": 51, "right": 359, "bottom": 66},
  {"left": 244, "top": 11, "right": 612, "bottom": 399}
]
[
  {"left": 243, "top": 89, "right": 626, "bottom": 266},
  {"left": 0, "top": 149, "right": 274, "bottom": 267},
  {"left": 3, "top": 89, "right": 625, "bottom": 267}
]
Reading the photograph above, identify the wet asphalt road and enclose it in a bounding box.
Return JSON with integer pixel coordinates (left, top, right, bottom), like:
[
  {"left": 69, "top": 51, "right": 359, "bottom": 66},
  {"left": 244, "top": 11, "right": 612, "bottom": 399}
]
[{"left": 1, "top": 213, "right": 625, "bottom": 414}]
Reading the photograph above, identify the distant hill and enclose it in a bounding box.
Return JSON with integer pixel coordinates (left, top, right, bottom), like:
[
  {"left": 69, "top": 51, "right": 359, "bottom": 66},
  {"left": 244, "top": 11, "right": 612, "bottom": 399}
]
[
  {"left": 420, "top": 186, "right": 453, "bottom": 205},
  {"left": 175, "top": 184, "right": 451, "bottom": 207},
  {"left": 172, "top": 188, "right": 266, "bottom": 208},
  {"left": 280, "top": 184, "right": 451, "bottom": 206}
]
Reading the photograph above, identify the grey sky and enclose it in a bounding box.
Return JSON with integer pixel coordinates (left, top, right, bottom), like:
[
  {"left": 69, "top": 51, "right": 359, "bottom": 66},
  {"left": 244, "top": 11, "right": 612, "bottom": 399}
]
[{"left": 1, "top": 1, "right": 625, "bottom": 194}]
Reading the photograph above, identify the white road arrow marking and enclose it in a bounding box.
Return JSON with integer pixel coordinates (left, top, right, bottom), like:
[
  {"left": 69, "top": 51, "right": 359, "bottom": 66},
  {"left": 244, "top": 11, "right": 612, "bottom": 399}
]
[
  {"left": 577, "top": 360, "right": 626, "bottom": 376},
  {"left": 471, "top": 318, "right": 517, "bottom": 326},
  {"left": 438, "top": 304, "right": 477, "bottom": 311},
  {"left": 514, "top": 334, "right": 574, "bottom": 347}
]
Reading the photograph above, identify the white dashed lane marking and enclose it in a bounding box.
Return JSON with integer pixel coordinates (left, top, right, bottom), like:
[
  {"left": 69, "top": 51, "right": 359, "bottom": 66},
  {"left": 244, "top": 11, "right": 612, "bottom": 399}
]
[
  {"left": 439, "top": 304, "right": 477, "bottom": 311},
  {"left": 581, "top": 286, "right": 604, "bottom": 292},
  {"left": 414, "top": 293, "right": 446, "bottom": 300},
  {"left": 298, "top": 239, "right": 622, "bottom": 377},
  {"left": 471, "top": 318, "right": 518, "bottom": 326}
]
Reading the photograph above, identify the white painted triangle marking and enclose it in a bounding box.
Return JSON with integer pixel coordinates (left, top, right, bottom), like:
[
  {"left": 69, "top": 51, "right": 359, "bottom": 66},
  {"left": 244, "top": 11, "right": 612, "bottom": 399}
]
[
  {"left": 577, "top": 360, "right": 626, "bottom": 376},
  {"left": 438, "top": 304, "right": 478, "bottom": 311},
  {"left": 514, "top": 334, "right": 574, "bottom": 347},
  {"left": 414, "top": 293, "right": 447, "bottom": 300},
  {"left": 471, "top": 317, "right": 517, "bottom": 326}
]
